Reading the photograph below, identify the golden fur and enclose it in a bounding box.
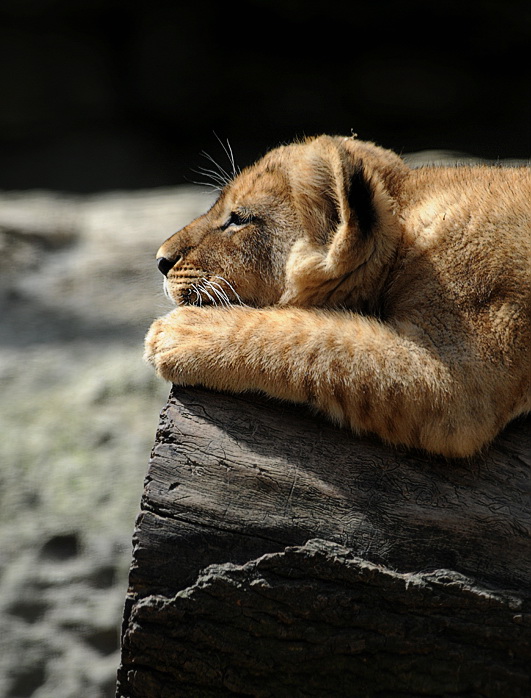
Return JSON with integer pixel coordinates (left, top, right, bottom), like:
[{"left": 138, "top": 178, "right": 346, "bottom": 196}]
[{"left": 145, "top": 135, "right": 531, "bottom": 457}]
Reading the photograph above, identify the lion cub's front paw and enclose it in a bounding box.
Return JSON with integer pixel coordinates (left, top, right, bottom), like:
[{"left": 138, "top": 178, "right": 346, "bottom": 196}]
[
  {"left": 144, "top": 307, "right": 218, "bottom": 385},
  {"left": 144, "top": 315, "right": 170, "bottom": 371}
]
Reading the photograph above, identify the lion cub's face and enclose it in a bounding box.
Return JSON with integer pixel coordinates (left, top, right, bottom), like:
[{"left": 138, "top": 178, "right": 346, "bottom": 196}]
[
  {"left": 156, "top": 154, "right": 302, "bottom": 308},
  {"left": 156, "top": 136, "right": 403, "bottom": 309}
]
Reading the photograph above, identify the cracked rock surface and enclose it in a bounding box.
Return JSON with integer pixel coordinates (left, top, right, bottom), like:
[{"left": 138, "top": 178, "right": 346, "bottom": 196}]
[{"left": 122, "top": 539, "right": 530, "bottom": 698}]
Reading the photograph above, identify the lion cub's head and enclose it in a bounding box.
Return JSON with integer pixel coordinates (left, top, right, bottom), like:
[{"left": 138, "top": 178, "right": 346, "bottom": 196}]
[{"left": 156, "top": 135, "right": 408, "bottom": 310}]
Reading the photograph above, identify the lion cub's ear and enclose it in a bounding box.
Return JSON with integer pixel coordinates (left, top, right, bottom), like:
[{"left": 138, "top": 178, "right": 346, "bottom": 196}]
[
  {"left": 290, "top": 138, "right": 347, "bottom": 246},
  {"left": 280, "top": 136, "right": 405, "bottom": 307},
  {"left": 290, "top": 136, "right": 401, "bottom": 275}
]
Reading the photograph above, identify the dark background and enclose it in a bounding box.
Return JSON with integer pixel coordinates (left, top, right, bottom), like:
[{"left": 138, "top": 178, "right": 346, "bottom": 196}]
[{"left": 0, "top": 0, "right": 529, "bottom": 192}]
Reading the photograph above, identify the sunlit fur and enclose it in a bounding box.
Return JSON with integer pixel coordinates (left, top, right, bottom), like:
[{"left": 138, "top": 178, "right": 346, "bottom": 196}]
[{"left": 145, "top": 135, "right": 531, "bottom": 457}]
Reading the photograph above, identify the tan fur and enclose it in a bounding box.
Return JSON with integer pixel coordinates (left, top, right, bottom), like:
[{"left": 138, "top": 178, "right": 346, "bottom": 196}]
[{"left": 145, "top": 135, "right": 531, "bottom": 457}]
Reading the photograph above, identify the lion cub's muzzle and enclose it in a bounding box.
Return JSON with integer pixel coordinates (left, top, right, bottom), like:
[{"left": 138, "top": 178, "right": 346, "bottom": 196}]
[{"left": 159, "top": 259, "right": 242, "bottom": 308}]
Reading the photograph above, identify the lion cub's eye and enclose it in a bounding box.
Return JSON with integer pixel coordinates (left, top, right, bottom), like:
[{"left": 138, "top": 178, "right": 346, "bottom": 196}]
[{"left": 221, "top": 210, "right": 255, "bottom": 230}]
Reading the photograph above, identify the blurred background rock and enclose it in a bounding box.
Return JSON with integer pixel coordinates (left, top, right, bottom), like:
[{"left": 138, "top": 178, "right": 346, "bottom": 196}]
[{"left": 0, "top": 1, "right": 528, "bottom": 697}]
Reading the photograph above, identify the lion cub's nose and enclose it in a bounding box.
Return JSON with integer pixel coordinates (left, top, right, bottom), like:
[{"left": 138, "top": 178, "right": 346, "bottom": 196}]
[{"left": 156, "top": 256, "right": 179, "bottom": 276}]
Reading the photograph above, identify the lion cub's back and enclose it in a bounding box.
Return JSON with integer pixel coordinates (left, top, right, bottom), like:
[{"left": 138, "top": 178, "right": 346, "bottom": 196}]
[
  {"left": 389, "top": 165, "right": 531, "bottom": 359},
  {"left": 403, "top": 165, "right": 530, "bottom": 252},
  {"left": 397, "top": 166, "right": 531, "bottom": 299}
]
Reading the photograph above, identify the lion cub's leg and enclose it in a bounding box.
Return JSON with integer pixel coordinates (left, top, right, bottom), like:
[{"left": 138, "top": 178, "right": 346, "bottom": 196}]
[{"left": 145, "top": 306, "right": 503, "bottom": 458}]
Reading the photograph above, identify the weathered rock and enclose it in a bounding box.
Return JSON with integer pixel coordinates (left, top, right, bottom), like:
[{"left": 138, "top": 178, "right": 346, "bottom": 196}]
[
  {"left": 118, "top": 386, "right": 531, "bottom": 697},
  {"left": 123, "top": 539, "right": 529, "bottom": 697}
]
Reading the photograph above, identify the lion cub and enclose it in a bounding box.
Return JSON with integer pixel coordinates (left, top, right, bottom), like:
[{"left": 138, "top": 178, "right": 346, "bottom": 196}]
[{"left": 145, "top": 135, "right": 531, "bottom": 457}]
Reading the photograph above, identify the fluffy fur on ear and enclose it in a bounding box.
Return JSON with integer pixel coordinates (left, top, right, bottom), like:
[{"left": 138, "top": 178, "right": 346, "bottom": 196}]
[{"left": 280, "top": 136, "right": 407, "bottom": 308}]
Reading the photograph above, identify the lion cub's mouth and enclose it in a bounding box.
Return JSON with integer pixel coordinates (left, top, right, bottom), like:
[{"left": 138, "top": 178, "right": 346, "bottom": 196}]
[{"left": 164, "top": 275, "right": 245, "bottom": 308}]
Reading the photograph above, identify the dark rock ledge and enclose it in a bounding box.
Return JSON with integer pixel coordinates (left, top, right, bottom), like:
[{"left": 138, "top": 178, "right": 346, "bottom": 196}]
[{"left": 117, "top": 386, "right": 531, "bottom": 697}]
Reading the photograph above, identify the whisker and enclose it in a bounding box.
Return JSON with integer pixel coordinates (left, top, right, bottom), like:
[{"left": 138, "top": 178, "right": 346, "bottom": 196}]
[
  {"left": 194, "top": 165, "right": 229, "bottom": 188},
  {"left": 189, "top": 172, "right": 224, "bottom": 192},
  {"left": 214, "top": 132, "right": 240, "bottom": 179},
  {"left": 191, "top": 284, "right": 203, "bottom": 307},
  {"left": 206, "top": 280, "right": 232, "bottom": 306},
  {"left": 199, "top": 282, "right": 218, "bottom": 306},
  {"left": 202, "top": 280, "right": 224, "bottom": 306},
  {"left": 226, "top": 140, "right": 240, "bottom": 178},
  {"left": 200, "top": 151, "right": 232, "bottom": 185},
  {"left": 214, "top": 275, "right": 248, "bottom": 307},
  {"left": 163, "top": 279, "right": 173, "bottom": 302},
  {"left": 186, "top": 172, "right": 223, "bottom": 192}
]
